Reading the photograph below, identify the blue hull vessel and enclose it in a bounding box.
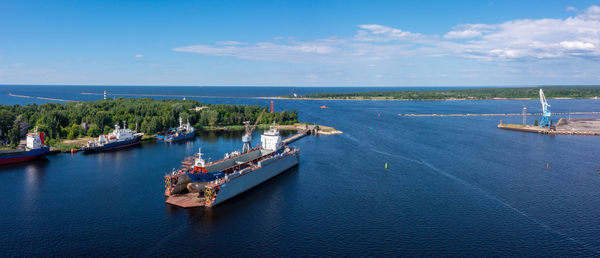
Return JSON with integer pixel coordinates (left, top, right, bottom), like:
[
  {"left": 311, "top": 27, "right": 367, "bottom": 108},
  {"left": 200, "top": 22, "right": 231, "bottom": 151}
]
[
  {"left": 0, "top": 147, "right": 50, "bottom": 165},
  {"left": 82, "top": 136, "right": 142, "bottom": 153},
  {"left": 186, "top": 170, "right": 226, "bottom": 182},
  {"left": 165, "top": 130, "right": 196, "bottom": 142}
]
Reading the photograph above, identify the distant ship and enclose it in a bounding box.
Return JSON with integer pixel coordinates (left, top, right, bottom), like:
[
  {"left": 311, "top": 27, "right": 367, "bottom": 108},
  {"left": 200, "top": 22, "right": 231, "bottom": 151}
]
[
  {"left": 81, "top": 122, "right": 143, "bottom": 153},
  {"left": 165, "top": 112, "right": 299, "bottom": 207},
  {"left": 0, "top": 130, "right": 50, "bottom": 165},
  {"left": 156, "top": 117, "right": 195, "bottom": 142}
]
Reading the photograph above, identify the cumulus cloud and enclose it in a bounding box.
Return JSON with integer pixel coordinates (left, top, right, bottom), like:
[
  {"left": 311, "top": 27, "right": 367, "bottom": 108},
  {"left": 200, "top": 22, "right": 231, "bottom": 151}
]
[
  {"left": 444, "top": 24, "right": 495, "bottom": 39},
  {"left": 354, "top": 24, "right": 424, "bottom": 42},
  {"left": 174, "top": 5, "right": 600, "bottom": 63},
  {"left": 174, "top": 40, "right": 341, "bottom": 63}
]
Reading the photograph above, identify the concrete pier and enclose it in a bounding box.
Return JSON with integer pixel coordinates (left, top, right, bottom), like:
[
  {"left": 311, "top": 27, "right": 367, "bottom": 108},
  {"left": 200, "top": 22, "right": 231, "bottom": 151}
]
[
  {"left": 498, "top": 118, "right": 600, "bottom": 136},
  {"left": 401, "top": 112, "right": 600, "bottom": 117}
]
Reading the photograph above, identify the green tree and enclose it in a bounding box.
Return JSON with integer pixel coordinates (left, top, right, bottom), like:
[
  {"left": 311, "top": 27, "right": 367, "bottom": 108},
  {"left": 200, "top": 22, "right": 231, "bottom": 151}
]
[
  {"left": 534, "top": 120, "right": 539, "bottom": 126},
  {"left": 202, "top": 110, "right": 219, "bottom": 127},
  {"left": 9, "top": 120, "right": 21, "bottom": 146},
  {"left": 67, "top": 124, "right": 79, "bottom": 140},
  {"left": 0, "top": 110, "right": 15, "bottom": 137},
  {"left": 103, "top": 125, "right": 112, "bottom": 135},
  {"left": 87, "top": 125, "right": 102, "bottom": 137}
]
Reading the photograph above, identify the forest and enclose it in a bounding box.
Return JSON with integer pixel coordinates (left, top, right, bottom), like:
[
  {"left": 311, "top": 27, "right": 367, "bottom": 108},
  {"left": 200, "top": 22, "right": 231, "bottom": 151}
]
[
  {"left": 0, "top": 98, "right": 298, "bottom": 147},
  {"left": 284, "top": 86, "right": 600, "bottom": 100}
]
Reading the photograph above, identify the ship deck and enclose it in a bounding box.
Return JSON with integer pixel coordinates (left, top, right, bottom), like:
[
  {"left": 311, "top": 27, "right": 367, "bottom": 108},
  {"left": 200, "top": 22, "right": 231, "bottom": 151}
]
[{"left": 165, "top": 193, "right": 207, "bottom": 208}]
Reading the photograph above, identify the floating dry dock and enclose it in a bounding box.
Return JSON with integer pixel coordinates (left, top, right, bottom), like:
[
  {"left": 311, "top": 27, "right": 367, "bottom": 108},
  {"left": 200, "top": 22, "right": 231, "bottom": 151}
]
[
  {"left": 498, "top": 118, "right": 600, "bottom": 136},
  {"left": 165, "top": 129, "right": 310, "bottom": 208}
]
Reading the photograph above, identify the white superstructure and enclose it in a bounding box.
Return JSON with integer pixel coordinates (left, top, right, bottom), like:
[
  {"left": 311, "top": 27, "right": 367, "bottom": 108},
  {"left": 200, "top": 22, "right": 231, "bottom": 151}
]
[
  {"left": 260, "top": 125, "right": 283, "bottom": 151},
  {"left": 26, "top": 132, "right": 43, "bottom": 150}
]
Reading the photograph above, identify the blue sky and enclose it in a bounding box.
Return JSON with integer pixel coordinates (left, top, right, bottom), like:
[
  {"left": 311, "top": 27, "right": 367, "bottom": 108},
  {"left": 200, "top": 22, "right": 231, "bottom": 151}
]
[{"left": 1, "top": 0, "right": 599, "bottom": 86}]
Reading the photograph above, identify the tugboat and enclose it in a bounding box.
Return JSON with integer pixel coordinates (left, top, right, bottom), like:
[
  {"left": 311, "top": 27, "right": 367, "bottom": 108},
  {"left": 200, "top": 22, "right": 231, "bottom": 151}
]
[
  {"left": 157, "top": 117, "right": 195, "bottom": 142},
  {"left": 81, "top": 122, "right": 143, "bottom": 153},
  {"left": 0, "top": 129, "right": 50, "bottom": 165}
]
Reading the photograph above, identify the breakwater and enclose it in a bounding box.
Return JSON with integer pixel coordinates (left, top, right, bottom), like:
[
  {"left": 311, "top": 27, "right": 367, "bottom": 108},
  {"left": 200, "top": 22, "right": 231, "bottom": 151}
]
[
  {"left": 8, "top": 93, "right": 77, "bottom": 102},
  {"left": 400, "top": 112, "right": 600, "bottom": 117}
]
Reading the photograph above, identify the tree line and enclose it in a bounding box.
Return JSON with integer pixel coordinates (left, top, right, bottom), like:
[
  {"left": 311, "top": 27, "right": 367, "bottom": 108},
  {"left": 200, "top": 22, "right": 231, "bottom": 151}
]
[
  {"left": 0, "top": 98, "right": 298, "bottom": 147},
  {"left": 285, "top": 86, "right": 600, "bottom": 100}
]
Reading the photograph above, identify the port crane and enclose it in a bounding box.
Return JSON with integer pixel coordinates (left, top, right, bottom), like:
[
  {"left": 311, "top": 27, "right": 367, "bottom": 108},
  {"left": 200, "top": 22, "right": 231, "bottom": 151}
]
[
  {"left": 539, "top": 88, "right": 552, "bottom": 127},
  {"left": 242, "top": 108, "right": 266, "bottom": 153}
]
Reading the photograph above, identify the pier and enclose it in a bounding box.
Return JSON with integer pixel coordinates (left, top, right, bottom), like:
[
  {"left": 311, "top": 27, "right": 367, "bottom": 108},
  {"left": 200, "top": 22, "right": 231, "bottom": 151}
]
[
  {"left": 282, "top": 129, "right": 311, "bottom": 144},
  {"left": 400, "top": 112, "right": 600, "bottom": 117},
  {"left": 498, "top": 118, "right": 600, "bottom": 136},
  {"left": 8, "top": 93, "right": 77, "bottom": 102}
]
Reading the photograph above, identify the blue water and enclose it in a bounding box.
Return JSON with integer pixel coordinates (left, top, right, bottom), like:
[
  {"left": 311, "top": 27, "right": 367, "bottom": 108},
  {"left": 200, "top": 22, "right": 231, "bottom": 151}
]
[{"left": 2, "top": 85, "right": 600, "bottom": 256}]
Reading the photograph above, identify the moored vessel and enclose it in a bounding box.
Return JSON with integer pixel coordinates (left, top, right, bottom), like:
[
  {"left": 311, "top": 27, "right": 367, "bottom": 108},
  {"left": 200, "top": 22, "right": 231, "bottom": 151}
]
[
  {"left": 157, "top": 117, "right": 195, "bottom": 142},
  {"left": 0, "top": 130, "right": 50, "bottom": 165},
  {"left": 81, "top": 122, "right": 143, "bottom": 153},
  {"left": 165, "top": 125, "right": 299, "bottom": 207}
]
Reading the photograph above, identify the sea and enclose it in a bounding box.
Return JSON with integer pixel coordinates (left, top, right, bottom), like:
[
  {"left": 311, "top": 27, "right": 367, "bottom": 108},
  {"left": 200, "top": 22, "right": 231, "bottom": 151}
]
[{"left": 1, "top": 85, "right": 600, "bottom": 256}]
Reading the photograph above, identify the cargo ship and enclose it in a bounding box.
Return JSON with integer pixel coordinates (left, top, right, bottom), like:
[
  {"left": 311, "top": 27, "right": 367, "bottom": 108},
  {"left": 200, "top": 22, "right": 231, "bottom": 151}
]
[
  {"left": 81, "top": 122, "right": 143, "bottom": 153},
  {"left": 0, "top": 130, "right": 50, "bottom": 165},
  {"left": 157, "top": 117, "right": 195, "bottom": 142},
  {"left": 164, "top": 125, "right": 299, "bottom": 207}
]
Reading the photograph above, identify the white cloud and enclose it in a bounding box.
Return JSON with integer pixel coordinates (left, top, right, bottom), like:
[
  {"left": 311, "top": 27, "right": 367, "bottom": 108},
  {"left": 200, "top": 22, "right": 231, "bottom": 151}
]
[
  {"left": 354, "top": 24, "right": 424, "bottom": 42},
  {"left": 566, "top": 6, "right": 577, "bottom": 12},
  {"left": 134, "top": 54, "right": 144, "bottom": 58},
  {"left": 444, "top": 24, "right": 495, "bottom": 39},
  {"left": 174, "top": 5, "right": 600, "bottom": 63},
  {"left": 560, "top": 41, "right": 595, "bottom": 50},
  {"left": 579, "top": 5, "right": 600, "bottom": 20}
]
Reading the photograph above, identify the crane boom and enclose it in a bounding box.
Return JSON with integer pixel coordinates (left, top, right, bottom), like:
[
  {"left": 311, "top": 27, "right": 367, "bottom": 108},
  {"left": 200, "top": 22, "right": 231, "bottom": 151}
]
[
  {"left": 249, "top": 109, "right": 266, "bottom": 135},
  {"left": 242, "top": 108, "right": 266, "bottom": 153},
  {"left": 539, "top": 88, "right": 550, "bottom": 111},
  {"left": 539, "top": 89, "right": 552, "bottom": 128}
]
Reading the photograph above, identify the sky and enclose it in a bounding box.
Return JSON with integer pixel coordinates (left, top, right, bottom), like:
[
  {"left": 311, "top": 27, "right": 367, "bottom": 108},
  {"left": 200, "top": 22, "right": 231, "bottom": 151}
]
[{"left": 0, "top": 0, "right": 599, "bottom": 87}]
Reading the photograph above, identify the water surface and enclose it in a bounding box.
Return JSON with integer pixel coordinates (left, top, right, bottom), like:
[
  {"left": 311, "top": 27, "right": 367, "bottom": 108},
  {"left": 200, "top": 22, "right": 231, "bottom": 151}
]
[{"left": 1, "top": 86, "right": 600, "bottom": 256}]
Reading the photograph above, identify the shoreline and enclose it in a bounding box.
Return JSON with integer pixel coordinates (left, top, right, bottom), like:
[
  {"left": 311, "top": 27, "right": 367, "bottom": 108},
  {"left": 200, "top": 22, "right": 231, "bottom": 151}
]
[
  {"left": 264, "top": 96, "right": 600, "bottom": 102},
  {"left": 47, "top": 123, "right": 341, "bottom": 153}
]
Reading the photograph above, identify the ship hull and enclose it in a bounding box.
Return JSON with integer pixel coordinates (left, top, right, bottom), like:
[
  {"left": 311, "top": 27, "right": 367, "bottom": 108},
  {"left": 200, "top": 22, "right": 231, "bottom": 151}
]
[
  {"left": 164, "top": 131, "right": 196, "bottom": 142},
  {"left": 82, "top": 136, "right": 142, "bottom": 153},
  {"left": 0, "top": 147, "right": 50, "bottom": 165},
  {"left": 186, "top": 171, "right": 225, "bottom": 182},
  {"left": 212, "top": 151, "right": 299, "bottom": 206}
]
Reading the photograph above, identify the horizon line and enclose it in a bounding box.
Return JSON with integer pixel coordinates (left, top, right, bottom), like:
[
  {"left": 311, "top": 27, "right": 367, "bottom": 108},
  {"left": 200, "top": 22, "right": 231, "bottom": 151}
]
[{"left": 1, "top": 84, "right": 600, "bottom": 88}]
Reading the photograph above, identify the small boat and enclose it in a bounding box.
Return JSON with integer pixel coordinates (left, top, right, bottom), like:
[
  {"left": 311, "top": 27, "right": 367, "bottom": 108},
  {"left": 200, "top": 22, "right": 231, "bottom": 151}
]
[{"left": 320, "top": 105, "right": 328, "bottom": 109}]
